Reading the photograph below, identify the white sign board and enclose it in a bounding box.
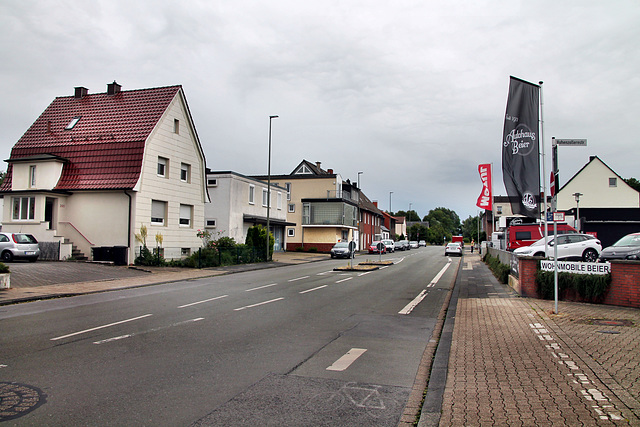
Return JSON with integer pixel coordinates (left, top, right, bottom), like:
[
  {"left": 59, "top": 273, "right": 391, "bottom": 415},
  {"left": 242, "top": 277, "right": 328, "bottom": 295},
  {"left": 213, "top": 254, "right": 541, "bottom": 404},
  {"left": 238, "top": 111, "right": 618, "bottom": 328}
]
[
  {"left": 540, "top": 260, "right": 610, "bottom": 275},
  {"left": 555, "top": 139, "right": 587, "bottom": 146}
]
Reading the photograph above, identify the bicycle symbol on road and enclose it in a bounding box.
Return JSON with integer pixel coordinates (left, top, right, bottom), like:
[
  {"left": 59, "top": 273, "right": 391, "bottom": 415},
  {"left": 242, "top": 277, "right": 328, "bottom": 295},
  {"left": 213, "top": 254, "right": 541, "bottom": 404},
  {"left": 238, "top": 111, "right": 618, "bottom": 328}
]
[{"left": 306, "top": 382, "right": 400, "bottom": 419}]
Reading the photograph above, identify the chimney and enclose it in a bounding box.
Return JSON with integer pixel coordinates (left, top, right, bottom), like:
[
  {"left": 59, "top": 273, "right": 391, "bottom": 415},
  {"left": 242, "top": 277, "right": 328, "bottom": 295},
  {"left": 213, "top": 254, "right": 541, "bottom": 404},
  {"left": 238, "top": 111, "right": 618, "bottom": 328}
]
[
  {"left": 74, "top": 87, "right": 88, "bottom": 99},
  {"left": 316, "top": 161, "right": 322, "bottom": 170},
  {"left": 107, "top": 81, "right": 121, "bottom": 95},
  {"left": 328, "top": 169, "right": 333, "bottom": 174},
  {"left": 373, "top": 201, "right": 378, "bottom": 208}
]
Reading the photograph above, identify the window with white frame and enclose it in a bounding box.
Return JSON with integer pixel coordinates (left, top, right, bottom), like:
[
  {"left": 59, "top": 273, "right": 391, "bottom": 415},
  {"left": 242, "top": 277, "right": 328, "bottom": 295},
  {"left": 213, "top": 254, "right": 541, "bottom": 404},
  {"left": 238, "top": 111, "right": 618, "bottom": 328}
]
[
  {"left": 151, "top": 200, "right": 167, "bottom": 225},
  {"left": 174, "top": 119, "right": 180, "bottom": 134},
  {"left": 288, "top": 228, "right": 295, "bottom": 237},
  {"left": 180, "top": 204, "right": 193, "bottom": 226},
  {"left": 29, "top": 165, "right": 36, "bottom": 188},
  {"left": 249, "top": 185, "right": 255, "bottom": 204},
  {"left": 262, "top": 188, "right": 269, "bottom": 207},
  {"left": 288, "top": 203, "right": 295, "bottom": 213},
  {"left": 207, "top": 178, "right": 218, "bottom": 187},
  {"left": 285, "top": 183, "right": 291, "bottom": 200},
  {"left": 180, "top": 163, "right": 191, "bottom": 182},
  {"left": 12, "top": 197, "right": 35, "bottom": 220},
  {"left": 157, "top": 157, "right": 169, "bottom": 177},
  {"left": 205, "top": 218, "right": 217, "bottom": 228},
  {"left": 277, "top": 192, "right": 282, "bottom": 210}
]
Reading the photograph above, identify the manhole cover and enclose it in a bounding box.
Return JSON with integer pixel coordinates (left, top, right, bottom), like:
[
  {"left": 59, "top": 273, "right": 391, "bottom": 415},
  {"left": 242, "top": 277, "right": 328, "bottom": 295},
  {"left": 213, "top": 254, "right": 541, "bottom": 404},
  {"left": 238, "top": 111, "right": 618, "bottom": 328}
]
[
  {"left": 582, "top": 319, "right": 634, "bottom": 327},
  {"left": 0, "top": 382, "right": 46, "bottom": 421}
]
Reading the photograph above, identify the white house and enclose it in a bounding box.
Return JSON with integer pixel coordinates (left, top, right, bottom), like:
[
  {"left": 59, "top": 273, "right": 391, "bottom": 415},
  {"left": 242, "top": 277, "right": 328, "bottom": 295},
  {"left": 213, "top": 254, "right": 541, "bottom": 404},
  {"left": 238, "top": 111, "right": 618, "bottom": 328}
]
[
  {"left": 204, "top": 170, "right": 293, "bottom": 250},
  {"left": 0, "top": 82, "right": 209, "bottom": 263}
]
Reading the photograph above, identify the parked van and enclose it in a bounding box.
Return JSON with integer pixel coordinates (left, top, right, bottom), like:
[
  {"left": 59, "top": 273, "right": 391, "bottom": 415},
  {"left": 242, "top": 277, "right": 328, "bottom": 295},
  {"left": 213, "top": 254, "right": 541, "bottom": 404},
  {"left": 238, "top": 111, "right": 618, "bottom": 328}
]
[
  {"left": 506, "top": 223, "right": 577, "bottom": 251},
  {"left": 451, "top": 235, "right": 464, "bottom": 249}
]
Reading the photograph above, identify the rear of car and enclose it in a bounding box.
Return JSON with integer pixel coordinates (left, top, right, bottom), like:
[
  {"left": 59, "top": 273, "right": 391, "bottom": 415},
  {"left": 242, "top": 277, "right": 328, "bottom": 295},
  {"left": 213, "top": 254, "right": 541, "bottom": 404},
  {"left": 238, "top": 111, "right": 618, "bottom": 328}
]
[
  {"left": 368, "top": 241, "right": 386, "bottom": 254},
  {"left": 444, "top": 242, "right": 462, "bottom": 256},
  {"left": 382, "top": 239, "right": 395, "bottom": 253},
  {"left": 0, "top": 232, "right": 41, "bottom": 262},
  {"left": 394, "top": 241, "right": 405, "bottom": 251}
]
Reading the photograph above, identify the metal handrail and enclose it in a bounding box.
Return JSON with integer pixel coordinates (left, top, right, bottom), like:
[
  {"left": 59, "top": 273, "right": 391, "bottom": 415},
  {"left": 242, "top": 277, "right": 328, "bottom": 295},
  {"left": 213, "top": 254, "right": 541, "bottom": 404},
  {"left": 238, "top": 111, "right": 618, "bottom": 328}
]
[{"left": 58, "top": 221, "right": 94, "bottom": 245}]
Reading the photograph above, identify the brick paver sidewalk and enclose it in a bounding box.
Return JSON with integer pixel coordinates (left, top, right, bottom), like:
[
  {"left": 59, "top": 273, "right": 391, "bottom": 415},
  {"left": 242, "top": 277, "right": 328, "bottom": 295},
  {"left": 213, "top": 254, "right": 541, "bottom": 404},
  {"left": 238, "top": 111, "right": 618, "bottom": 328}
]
[{"left": 438, "top": 253, "right": 640, "bottom": 426}]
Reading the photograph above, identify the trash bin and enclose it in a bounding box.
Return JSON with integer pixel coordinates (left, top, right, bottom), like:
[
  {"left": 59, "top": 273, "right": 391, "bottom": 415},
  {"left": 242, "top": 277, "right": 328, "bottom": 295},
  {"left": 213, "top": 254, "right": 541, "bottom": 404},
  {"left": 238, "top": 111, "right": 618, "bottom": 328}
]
[
  {"left": 92, "top": 246, "right": 106, "bottom": 261},
  {"left": 112, "top": 246, "right": 128, "bottom": 266}
]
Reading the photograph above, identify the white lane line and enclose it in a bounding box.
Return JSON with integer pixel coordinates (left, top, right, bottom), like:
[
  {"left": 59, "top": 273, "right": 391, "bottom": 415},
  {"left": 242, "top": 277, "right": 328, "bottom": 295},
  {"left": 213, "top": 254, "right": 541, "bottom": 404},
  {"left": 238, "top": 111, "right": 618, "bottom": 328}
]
[
  {"left": 300, "top": 285, "right": 328, "bottom": 294},
  {"left": 246, "top": 283, "right": 278, "bottom": 292},
  {"left": 51, "top": 314, "right": 153, "bottom": 341},
  {"left": 0, "top": 364, "right": 7, "bottom": 369},
  {"left": 93, "top": 318, "right": 204, "bottom": 344},
  {"left": 399, "top": 261, "right": 452, "bottom": 314},
  {"left": 336, "top": 277, "right": 353, "bottom": 283},
  {"left": 317, "top": 271, "right": 335, "bottom": 276},
  {"left": 234, "top": 297, "right": 285, "bottom": 311},
  {"left": 358, "top": 271, "right": 374, "bottom": 276},
  {"left": 327, "top": 348, "right": 367, "bottom": 371},
  {"left": 178, "top": 294, "right": 228, "bottom": 308},
  {"left": 288, "top": 276, "right": 310, "bottom": 282}
]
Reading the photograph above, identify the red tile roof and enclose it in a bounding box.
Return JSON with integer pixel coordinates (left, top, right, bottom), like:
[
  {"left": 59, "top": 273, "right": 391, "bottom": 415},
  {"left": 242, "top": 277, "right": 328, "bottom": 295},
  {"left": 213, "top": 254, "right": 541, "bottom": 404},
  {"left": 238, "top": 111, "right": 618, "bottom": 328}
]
[{"left": 1, "top": 85, "right": 182, "bottom": 191}]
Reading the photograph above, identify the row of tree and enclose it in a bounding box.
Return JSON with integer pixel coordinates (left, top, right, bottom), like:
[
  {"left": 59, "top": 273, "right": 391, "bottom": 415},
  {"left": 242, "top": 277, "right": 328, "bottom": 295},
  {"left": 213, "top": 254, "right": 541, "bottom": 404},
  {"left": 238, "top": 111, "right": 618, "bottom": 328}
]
[{"left": 391, "top": 207, "right": 484, "bottom": 245}]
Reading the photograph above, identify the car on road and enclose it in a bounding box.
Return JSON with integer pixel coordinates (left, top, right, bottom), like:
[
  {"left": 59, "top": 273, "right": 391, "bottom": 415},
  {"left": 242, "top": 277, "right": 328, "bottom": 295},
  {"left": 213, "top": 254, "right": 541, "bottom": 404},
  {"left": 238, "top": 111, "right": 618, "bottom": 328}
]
[
  {"left": 0, "top": 232, "right": 41, "bottom": 262},
  {"left": 410, "top": 241, "right": 419, "bottom": 249},
  {"left": 598, "top": 232, "right": 640, "bottom": 262},
  {"left": 368, "top": 241, "right": 386, "bottom": 254},
  {"left": 444, "top": 242, "right": 462, "bottom": 256},
  {"left": 382, "top": 239, "right": 395, "bottom": 253},
  {"left": 399, "top": 240, "right": 410, "bottom": 250},
  {"left": 418, "top": 240, "right": 426, "bottom": 247},
  {"left": 330, "top": 242, "right": 353, "bottom": 259},
  {"left": 514, "top": 233, "right": 602, "bottom": 262},
  {"left": 394, "top": 241, "right": 405, "bottom": 251}
]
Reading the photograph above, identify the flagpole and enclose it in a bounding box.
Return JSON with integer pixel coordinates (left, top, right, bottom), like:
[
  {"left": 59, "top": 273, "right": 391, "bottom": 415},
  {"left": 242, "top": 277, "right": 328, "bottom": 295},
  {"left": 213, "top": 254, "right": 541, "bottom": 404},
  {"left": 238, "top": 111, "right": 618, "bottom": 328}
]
[{"left": 539, "top": 81, "right": 549, "bottom": 254}]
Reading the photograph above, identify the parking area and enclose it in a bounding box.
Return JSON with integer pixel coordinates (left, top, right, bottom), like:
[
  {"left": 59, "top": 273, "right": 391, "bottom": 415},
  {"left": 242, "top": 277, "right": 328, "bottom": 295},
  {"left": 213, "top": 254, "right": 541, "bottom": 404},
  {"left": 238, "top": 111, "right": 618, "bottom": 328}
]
[{"left": 5, "top": 261, "right": 153, "bottom": 288}]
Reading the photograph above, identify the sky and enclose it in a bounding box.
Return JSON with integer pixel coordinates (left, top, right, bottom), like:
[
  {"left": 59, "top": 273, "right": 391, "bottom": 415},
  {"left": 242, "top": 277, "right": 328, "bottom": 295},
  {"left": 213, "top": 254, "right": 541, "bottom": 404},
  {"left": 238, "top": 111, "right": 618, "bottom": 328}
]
[{"left": 2, "top": 1, "right": 639, "bottom": 221}]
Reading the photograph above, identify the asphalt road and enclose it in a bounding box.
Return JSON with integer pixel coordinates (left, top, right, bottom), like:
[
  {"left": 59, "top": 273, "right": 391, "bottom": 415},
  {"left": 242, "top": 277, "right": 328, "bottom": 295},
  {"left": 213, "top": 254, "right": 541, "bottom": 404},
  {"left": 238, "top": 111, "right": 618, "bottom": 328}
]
[{"left": 0, "top": 246, "right": 459, "bottom": 425}]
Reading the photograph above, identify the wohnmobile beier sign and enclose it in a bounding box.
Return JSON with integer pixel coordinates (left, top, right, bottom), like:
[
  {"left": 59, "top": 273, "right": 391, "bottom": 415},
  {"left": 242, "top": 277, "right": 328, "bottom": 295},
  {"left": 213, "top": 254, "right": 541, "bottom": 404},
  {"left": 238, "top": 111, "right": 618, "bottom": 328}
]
[{"left": 501, "top": 76, "right": 540, "bottom": 218}]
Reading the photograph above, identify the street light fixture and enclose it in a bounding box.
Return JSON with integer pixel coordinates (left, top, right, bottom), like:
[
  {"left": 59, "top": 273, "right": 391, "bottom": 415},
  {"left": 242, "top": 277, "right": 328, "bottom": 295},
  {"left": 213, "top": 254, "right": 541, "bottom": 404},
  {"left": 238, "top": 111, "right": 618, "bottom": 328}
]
[
  {"left": 266, "top": 115, "right": 278, "bottom": 261},
  {"left": 573, "top": 192, "right": 583, "bottom": 232},
  {"left": 389, "top": 191, "right": 393, "bottom": 213}
]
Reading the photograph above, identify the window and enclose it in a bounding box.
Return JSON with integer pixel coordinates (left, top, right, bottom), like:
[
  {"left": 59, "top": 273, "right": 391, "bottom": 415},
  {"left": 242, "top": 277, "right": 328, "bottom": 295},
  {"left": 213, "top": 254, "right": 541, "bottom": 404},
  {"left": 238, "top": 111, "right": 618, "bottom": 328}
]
[
  {"left": 207, "top": 178, "right": 218, "bottom": 187},
  {"left": 277, "top": 192, "right": 282, "bottom": 210},
  {"left": 205, "top": 219, "right": 217, "bottom": 228},
  {"left": 249, "top": 185, "right": 255, "bottom": 204},
  {"left": 12, "top": 197, "right": 35, "bottom": 220},
  {"left": 180, "top": 163, "right": 191, "bottom": 182},
  {"left": 174, "top": 119, "right": 180, "bottom": 134},
  {"left": 151, "top": 200, "right": 167, "bottom": 225},
  {"left": 285, "top": 183, "right": 291, "bottom": 200},
  {"left": 65, "top": 116, "right": 81, "bottom": 130},
  {"left": 262, "top": 188, "right": 269, "bottom": 207},
  {"left": 496, "top": 205, "right": 503, "bottom": 214},
  {"left": 288, "top": 203, "right": 295, "bottom": 213},
  {"left": 180, "top": 204, "right": 193, "bottom": 226},
  {"left": 288, "top": 228, "right": 295, "bottom": 237},
  {"left": 29, "top": 165, "right": 36, "bottom": 188},
  {"left": 181, "top": 248, "right": 191, "bottom": 256},
  {"left": 609, "top": 177, "right": 617, "bottom": 187},
  {"left": 295, "top": 164, "right": 312, "bottom": 174},
  {"left": 157, "top": 157, "right": 169, "bottom": 177}
]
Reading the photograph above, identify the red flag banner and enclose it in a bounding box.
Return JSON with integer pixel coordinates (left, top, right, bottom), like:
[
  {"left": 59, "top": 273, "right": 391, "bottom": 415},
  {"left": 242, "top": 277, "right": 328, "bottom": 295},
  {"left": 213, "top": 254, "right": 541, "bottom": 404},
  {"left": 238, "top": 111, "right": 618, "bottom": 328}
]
[{"left": 476, "top": 163, "right": 492, "bottom": 210}]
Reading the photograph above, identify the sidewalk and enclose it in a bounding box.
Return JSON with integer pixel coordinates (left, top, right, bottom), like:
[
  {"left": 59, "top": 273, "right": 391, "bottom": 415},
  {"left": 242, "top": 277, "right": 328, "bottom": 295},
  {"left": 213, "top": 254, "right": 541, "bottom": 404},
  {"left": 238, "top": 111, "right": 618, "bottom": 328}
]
[
  {"left": 425, "top": 252, "right": 640, "bottom": 426},
  {"left": 0, "top": 251, "right": 329, "bottom": 306}
]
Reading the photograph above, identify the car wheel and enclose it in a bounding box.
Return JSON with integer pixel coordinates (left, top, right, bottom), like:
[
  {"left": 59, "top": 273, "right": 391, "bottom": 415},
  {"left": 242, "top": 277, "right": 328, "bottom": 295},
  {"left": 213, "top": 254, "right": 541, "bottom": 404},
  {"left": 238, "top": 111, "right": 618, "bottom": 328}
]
[
  {"left": 1, "top": 251, "right": 13, "bottom": 262},
  {"left": 534, "top": 252, "right": 545, "bottom": 257},
  {"left": 583, "top": 248, "right": 598, "bottom": 263}
]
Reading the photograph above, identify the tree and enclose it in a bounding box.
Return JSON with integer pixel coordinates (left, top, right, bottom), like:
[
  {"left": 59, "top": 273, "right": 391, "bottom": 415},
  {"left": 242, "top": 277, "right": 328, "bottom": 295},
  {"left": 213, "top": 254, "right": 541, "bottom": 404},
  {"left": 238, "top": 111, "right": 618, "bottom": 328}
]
[
  {"left": 624, "top": 177, "right": 640, "bottom": 192},
  {"left": 245, "top": 225, "right": 274, "bottom": 261},
  {"left": 423, "top": 207, "right": 461, "bottom": 237},
  {"left": 462, "top": 215, "right": 486, "bottom": 243}
]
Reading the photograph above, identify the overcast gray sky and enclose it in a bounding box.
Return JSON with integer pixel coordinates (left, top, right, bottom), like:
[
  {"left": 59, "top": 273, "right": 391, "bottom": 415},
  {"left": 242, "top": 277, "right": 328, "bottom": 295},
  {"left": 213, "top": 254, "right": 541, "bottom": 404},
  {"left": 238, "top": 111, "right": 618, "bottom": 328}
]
[{"left": 2, "top": 1, "right": 638, "bottom": 221}]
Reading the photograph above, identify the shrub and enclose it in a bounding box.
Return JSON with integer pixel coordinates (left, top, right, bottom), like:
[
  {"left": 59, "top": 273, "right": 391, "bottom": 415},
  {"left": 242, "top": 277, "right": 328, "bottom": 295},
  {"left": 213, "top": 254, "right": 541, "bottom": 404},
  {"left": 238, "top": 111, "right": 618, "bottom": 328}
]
[
  {"left": 536, "top": 270, "right": 611, "bottom": 302},
  {"left": 483, "top": 253, "right": 510, "bottom": 284},
  {"left": 0, "top": 262, "right": 9, "bottom": 274}
]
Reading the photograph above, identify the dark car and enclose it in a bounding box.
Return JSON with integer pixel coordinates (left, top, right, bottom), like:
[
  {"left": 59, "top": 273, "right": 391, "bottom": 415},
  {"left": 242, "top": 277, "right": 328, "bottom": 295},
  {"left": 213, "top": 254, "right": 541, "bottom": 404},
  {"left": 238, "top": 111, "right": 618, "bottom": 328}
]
[
  {"left": 598, "top": 232, "right": 640, "bottom": 262},
  {"left": 330, "top": 242, "right": 353, "bottom": 259},
  {"left": 394, "top": 241, "right": 405, "bottom": 251},
  {"left": 0, "top": 232, "right": 41, "bottom": 262}
]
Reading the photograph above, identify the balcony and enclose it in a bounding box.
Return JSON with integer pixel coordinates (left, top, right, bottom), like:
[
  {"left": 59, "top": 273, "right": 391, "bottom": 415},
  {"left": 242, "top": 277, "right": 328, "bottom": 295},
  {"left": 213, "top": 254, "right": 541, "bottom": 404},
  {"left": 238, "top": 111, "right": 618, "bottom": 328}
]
[{"left": 302, "top": 201, "right": 357, "bottom": 227}]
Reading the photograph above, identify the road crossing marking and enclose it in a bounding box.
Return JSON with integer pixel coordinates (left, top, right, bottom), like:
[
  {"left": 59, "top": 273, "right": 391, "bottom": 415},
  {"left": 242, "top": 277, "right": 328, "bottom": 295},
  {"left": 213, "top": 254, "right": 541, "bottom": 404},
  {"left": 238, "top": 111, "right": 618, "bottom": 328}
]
[
  {"left": 178, "top": 294, "right": 228, "bottom": 308},
  {"left": 326, "top": 348, "right": 367, "bottom": 371}
]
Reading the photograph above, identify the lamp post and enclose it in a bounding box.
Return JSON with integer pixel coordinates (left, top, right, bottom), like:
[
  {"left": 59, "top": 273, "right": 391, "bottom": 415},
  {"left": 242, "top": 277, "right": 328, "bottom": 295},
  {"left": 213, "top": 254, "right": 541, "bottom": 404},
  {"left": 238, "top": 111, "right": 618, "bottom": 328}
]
[
  {"left": 389, "top": 191, "right": 393, "bottom": 213},
  {"left": 573, "top": 192, "right": 583, "bottom": 232},
  {"left": 266, "top": 115, "right": 278, "bottom": 261}
]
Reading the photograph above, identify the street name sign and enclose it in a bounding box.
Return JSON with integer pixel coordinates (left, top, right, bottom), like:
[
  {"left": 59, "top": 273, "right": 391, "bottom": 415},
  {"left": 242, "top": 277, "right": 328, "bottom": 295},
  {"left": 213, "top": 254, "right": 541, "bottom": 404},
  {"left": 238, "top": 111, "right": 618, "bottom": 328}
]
[{"left": 555, "top": 139, "right": 587, "bottom": 146}]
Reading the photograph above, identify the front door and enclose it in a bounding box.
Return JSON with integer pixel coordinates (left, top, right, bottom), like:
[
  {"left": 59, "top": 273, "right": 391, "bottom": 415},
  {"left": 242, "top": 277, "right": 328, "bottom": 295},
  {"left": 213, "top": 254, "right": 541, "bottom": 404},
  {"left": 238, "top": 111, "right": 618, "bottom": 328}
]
[{"left": 45, "top": 198, "right": 56, "bottom": 230}]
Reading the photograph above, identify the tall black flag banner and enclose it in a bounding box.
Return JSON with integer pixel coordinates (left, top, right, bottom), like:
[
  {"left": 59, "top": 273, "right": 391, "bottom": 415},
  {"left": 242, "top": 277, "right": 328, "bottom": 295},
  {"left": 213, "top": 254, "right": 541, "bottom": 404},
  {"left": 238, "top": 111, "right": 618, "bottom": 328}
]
[{"left": 502, "top": 76, "right": 540, "bottom": 218}]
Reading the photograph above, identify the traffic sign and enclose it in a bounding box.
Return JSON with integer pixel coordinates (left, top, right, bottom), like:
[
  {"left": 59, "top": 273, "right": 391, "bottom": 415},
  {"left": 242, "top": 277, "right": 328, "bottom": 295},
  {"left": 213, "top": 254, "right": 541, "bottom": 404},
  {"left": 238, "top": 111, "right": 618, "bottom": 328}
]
[
  {"left": 553, "top": 212, "right": 565, "bottom": 222},
  {"left": 555, "top": 139, "right": 587, "bottom": 146}
]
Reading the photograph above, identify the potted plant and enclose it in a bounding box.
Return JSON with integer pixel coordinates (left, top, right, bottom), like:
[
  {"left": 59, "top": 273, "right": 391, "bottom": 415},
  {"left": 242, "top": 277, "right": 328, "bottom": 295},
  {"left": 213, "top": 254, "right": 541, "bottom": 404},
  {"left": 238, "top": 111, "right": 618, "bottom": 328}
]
[{"left": 0, "top": 262, "right": 10, "bottom": 289}]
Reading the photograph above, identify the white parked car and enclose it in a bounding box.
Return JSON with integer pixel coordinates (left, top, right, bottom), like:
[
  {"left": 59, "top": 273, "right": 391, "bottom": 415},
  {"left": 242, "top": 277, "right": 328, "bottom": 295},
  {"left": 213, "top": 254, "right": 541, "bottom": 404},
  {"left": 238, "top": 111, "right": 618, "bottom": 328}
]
[
  {"left": 514, "top": 234, "right": 601, "bottom": 262},
  {"left": 382, "top": 239, "right": 395, "bottom": 253},
  {"left": 0, "top": 232, "right": 41, "bottom": 262}
]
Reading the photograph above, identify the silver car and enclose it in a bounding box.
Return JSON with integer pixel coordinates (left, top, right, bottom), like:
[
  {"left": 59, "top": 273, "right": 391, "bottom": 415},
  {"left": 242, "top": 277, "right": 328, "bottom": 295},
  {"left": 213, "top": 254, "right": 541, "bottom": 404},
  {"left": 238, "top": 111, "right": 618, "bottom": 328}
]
[{"left": 0, "top": 232, "right": 41, "bottom": 262}]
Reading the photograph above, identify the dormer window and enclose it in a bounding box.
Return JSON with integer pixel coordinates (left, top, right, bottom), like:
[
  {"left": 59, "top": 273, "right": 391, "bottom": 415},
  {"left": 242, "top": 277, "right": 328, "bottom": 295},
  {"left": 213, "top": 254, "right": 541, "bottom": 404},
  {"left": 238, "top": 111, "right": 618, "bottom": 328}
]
[
  {"left": 65, "top": 116, "right": 81, "bottom": 130},
  {"left": 295, "top": 164, "right": 312, "bottom": 175}
]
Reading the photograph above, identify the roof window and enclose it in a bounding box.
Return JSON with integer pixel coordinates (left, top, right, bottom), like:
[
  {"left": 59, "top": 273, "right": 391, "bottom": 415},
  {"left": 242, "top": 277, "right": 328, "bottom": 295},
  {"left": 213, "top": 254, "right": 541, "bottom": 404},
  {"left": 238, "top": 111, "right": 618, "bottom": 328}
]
[{"left": 65, "top": 116, "right": 81, "bottom": 130}]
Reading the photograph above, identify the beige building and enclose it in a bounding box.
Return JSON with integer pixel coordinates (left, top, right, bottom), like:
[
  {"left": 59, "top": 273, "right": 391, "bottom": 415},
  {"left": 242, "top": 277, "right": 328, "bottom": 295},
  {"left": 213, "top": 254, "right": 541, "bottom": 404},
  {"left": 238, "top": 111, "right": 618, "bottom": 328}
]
[{"left": 0, "top": 82, "right": 208, "bottom": 263}]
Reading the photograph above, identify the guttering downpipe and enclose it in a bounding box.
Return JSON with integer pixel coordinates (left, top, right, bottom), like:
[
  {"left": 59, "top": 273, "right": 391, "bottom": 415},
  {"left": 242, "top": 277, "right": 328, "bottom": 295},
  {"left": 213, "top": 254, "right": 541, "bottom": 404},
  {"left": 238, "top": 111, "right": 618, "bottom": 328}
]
[{"left": 124, "top": 190, "right": 132, "bottom": 248}]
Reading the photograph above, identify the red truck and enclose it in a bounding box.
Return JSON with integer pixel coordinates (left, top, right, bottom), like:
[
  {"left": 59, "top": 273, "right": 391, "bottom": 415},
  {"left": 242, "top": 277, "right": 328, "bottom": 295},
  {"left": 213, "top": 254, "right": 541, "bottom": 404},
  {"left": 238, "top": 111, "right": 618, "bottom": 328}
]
[
  {"left": 451, "top": 235, "right": 464, "bottom": 250},
  {"left": 506, "top": 223, "right": 578, "bottom": 251}
]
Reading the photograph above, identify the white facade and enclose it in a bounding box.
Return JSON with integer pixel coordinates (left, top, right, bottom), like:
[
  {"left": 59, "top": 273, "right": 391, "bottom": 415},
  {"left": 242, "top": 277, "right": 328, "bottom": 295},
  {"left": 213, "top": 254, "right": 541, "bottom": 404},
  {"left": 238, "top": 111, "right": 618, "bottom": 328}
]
[{"left": 205, "top": 171, "right": 287, "bottom": 248}]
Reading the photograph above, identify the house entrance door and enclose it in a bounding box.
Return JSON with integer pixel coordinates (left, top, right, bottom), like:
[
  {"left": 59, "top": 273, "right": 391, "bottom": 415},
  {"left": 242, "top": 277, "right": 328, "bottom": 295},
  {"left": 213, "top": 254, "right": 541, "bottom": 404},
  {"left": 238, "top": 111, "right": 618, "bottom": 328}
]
[{"left": 45, "top": 197, "right": 57, "bottom": 230}]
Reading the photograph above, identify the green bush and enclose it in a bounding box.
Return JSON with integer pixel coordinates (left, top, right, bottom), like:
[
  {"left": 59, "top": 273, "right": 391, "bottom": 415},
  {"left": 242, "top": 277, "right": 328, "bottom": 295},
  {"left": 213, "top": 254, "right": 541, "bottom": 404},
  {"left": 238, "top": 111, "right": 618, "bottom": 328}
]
[
  {"left": 134, "top": 246, "right": 166, "bottom": 266},
  {"left": 0, "top": 262, "right": 9, "bottom": 273},
  {"left": 536, "top": 270, "right": 611, "bottom": 302},
  {"left": 483, "top": 253, "right": 510, "bottom": 284}
]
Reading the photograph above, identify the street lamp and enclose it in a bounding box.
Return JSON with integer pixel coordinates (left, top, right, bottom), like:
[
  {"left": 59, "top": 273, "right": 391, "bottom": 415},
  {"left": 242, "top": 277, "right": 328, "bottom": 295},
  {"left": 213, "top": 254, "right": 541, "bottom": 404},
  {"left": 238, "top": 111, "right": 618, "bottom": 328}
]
[
  {"left": 389, "top": 191, "right": 393, "bottom": 213},
  {"left": 573, "top": 192, "right": 583, "bottom": 232},
  {"left": 266, "top": 115, "right": 278, "bottom": 261}
]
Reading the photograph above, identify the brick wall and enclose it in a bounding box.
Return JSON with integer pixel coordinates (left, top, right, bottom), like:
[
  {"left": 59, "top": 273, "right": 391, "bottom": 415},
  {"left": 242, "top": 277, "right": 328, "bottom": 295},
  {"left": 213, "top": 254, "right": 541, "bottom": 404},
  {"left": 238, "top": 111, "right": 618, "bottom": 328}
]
[{"left": 515, "top": 257, "right": 640, "bottom": 309}]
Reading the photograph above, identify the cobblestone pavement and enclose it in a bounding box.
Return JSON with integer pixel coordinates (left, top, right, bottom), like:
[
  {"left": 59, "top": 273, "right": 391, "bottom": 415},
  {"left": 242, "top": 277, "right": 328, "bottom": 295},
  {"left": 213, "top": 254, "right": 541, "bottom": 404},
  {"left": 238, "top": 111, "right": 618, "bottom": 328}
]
[{"left": 438, "top": 253, "right": 640, "bottom": 426}]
